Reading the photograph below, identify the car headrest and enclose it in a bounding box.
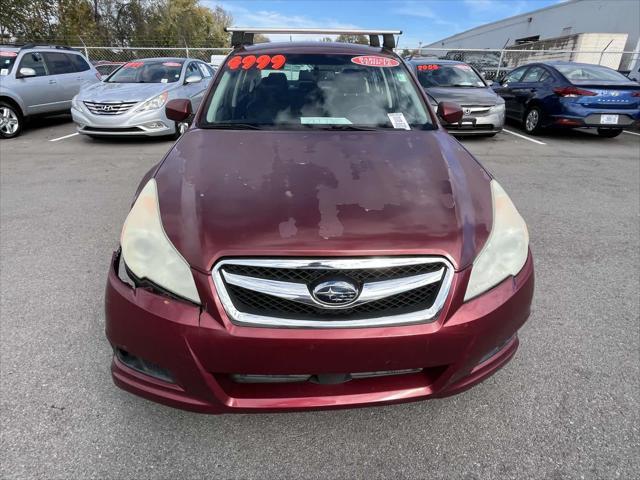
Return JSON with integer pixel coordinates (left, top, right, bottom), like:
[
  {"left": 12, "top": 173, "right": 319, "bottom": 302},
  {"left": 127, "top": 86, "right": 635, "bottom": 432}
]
[
  {"left": 298, "top": 70, "right": 314, "bottom": 82},
  {"left": 262, "top": 72, "right": 288, "bottom": 90}
]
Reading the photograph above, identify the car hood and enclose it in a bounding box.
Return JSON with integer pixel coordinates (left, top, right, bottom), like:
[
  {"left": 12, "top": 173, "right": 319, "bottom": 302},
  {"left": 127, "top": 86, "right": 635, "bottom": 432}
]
[
  {"left": 153, "top": 129, "right": 493, "bottom": 271},
  {"left": 425, "top": 87, "right": 501, "bottom": 106},
  {"left": 79, "top": 82, "right": 171, "bottom": 102}
]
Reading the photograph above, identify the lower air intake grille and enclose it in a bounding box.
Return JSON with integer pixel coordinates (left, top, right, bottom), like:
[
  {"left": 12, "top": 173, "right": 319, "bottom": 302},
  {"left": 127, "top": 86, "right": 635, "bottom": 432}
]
[{"left": 212, "top": 258, "right": 453, "bottom": 328}]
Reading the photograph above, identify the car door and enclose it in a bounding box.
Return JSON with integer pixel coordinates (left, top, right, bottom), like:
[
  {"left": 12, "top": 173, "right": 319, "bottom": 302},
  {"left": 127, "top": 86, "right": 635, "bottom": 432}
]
[
  {"left": 494, "top": 66, "right": 529, "bottom": 119},
  {"left": 13, "top": 51, "right": 60, "bottom": 115},
  {"left": 517, "top": 66, "right": 550, "bottom": 113},
  {"left": 42, "top": 52, "right": 82, "bottom": 110},
  {"left": 182, "top": 61, "right": 207, "bottom": 109}
]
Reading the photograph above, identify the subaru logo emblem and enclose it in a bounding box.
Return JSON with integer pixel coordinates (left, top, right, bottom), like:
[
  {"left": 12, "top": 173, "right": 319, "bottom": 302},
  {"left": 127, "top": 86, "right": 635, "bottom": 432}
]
[{"left": 312, "top": 280, "right": 359, "bottom": 306}]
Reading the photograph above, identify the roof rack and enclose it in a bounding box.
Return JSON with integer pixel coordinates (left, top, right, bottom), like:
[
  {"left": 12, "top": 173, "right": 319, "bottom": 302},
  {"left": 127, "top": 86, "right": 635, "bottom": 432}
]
[{"left": 225, "top": 27, "right": 402, "bottom": 50}]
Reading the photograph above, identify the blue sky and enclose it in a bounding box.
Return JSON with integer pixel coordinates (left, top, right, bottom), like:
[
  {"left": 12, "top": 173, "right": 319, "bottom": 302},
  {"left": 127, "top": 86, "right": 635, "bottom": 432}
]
[{"left": 207, "top": 0, "right": 561, "bottom": 47}]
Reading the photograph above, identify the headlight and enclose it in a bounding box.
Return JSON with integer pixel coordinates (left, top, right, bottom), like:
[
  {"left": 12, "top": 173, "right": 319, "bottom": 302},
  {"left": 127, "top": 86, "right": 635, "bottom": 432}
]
[
  {"left": 464, "top": 180, "right": 529, "bottom": 301},
  {"left": 490, "top": 103, "right": 505, "bottom": 113},
  {"left": 135, "top": 91, "right": 168, "bottom": 112},
  {"left": 120, "top": 179, "right": 201, "bottom": 304}
]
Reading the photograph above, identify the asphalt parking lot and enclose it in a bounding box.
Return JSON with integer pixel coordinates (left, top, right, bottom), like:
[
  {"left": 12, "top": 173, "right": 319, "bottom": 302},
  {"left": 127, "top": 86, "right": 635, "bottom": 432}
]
[{"left": 1, "top": 118, "right": 639, "bottom": 479}]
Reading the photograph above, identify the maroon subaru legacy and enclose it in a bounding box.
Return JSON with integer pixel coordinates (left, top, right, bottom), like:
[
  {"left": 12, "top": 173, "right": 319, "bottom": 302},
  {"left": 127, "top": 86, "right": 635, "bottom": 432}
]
[{"left": 105, "top": 29, "right": 534, "bottom": 413}]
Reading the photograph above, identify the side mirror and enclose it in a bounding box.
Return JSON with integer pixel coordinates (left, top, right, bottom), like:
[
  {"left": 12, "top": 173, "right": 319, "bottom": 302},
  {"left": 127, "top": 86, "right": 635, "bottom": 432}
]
[
  {"left": 18, "top": 67, "right": 36, "bottom": 78},
  {"left": 436, "top": 101, "right": 464, "bottom": 124},
  {"left": 165, "top": 99, "right": 193, "bottom": 122},
  {"left": 185, "top": 74, "right": 202, "bottom": 84}
]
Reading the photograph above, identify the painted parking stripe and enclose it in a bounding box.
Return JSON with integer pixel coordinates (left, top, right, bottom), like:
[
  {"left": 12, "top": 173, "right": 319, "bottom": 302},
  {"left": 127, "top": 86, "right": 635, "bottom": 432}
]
[
  {"left": 50, "top": 132, "right": 79, "bottom": 142},
  {"left": 502, "top": 128, "right": 547, "bottom": 145},
  {"left": 623, "top": 130, "right": 640, "bottom": 137}
]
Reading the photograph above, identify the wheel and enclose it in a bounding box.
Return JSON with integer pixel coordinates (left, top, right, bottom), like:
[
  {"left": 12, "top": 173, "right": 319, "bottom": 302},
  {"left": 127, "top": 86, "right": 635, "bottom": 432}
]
[
  {"left": 0, "top": 101, "right": 23, "bottom": 139},
  {"left": 523, "top": 106, "right": 543, "bottom": 135},
  {"left": 597, "top": 128, "right": 623, "bottom": 138}
]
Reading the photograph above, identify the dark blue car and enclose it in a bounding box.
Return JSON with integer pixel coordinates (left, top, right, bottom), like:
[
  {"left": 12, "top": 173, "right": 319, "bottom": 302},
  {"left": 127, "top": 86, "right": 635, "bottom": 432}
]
[{"left": 492, "top": 61, "right": 640, "bottom": 137}]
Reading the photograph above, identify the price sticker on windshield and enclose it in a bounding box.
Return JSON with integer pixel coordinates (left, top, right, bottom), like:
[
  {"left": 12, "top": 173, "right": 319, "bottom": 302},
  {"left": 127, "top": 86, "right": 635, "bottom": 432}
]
[
  {"left": 351, "top": 56, "right": 399, "bottom": 67},
  {"left": 124, "top": 62, "right": 144, "bottom": 68},
  {"left": 417, "top": 64, "right": 439, "bottom": 71},
  {"left": 454, "top": 64, "right": 473, "bottom": 70},
  {"left": 227, "top": 54, "right": 287, "bottom": 70}
]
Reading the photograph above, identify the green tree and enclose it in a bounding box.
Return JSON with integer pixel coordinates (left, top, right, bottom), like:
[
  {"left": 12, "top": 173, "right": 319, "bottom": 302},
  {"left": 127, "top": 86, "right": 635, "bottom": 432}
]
[{"left": 335, "top": 34, "right": 368, "bottom": 45}]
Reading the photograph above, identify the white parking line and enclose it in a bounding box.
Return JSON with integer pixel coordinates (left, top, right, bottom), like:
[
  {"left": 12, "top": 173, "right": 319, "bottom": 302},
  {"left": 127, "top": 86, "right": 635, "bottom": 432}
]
[
  {"left": 502, "top": 128, "right": 547, "bottom": 145},
  {"left": 50, "top": 132, "right": 79, "bottom": 142},
  {"left": 623, "top": 130, "right": 640, "bottom": 137}
]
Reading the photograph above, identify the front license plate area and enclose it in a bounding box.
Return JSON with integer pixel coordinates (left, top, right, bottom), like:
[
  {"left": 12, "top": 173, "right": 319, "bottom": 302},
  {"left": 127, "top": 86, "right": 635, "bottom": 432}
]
[{"left": 600, "top": 114, "right": 619, "bottom": 125}]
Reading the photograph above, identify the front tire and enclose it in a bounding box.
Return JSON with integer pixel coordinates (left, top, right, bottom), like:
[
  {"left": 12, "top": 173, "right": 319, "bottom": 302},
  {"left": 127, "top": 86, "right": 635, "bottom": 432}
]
[
  {"left": 0, "top": 102, "right": 23, "bottom": 139},
  {"left": 597, "top": 128, "right": 623, "bottom": 138},
  {"left": 523, "top": 106, "right": 543, "bottom": 135}
]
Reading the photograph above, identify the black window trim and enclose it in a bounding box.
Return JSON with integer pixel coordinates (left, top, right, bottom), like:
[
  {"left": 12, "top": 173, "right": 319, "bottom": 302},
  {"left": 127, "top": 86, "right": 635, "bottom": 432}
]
[{"left": 16, "top": 50, "right": 49, "bottom": 77}]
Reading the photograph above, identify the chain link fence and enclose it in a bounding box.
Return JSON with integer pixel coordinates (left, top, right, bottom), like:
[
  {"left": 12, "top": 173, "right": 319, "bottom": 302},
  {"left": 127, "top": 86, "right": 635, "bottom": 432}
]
[
  {"left": 14, "top": 41, "right": 639, "bottom": 80},
  {"left": 401, "top": 47, "right": 640, "bottom": 80}
]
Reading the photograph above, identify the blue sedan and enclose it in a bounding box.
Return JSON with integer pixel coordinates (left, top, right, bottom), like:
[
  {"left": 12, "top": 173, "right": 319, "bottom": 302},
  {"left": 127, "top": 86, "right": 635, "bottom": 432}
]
[{"left": 493, "top": 61, "right": 640, "bottom": 137}]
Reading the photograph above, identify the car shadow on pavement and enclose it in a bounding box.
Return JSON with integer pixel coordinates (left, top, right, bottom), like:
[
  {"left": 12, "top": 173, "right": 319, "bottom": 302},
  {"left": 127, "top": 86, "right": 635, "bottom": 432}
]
[
  {"left": 25, "top": 114, "right": 74, "bottom": 131},
  {"left": 504, "top": 118, "right": 630, "bottom": 141}
]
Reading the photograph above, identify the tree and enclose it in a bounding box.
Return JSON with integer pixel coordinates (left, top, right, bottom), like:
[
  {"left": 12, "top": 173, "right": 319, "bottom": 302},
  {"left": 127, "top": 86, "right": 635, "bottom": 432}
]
[
  {"left": 335, "top": 34, "right": 368, "bottom": 45},
  {"left": 254, "top": 33, "right": 270, "bottom": 44}
]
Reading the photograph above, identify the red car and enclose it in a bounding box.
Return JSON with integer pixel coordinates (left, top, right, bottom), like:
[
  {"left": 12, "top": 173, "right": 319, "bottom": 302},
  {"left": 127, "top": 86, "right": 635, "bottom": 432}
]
[{"left": 105, "top": 28, "right": 534, "bottom": 413}]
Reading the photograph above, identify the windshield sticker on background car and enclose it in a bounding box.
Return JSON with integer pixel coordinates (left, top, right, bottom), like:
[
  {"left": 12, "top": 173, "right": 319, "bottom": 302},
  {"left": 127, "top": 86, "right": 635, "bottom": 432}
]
[
  {"left": 417, "top": 64, "right": 439, "bottom": 71},
  {"left": 351, "top": 56, "right": 400, "bottom": 67},
  {"left": 0, "top": 69, "right": 8, "bottom": 76},
  {"left": 300, "top": 117, "right": 353, "bottom": 125},
  {"left": 454, "top": 64, "right": 473, "bottom": 70},
  {"left": 160, "top": 78, "right": 168, "bottom": 83},
  {"left": 0, "top": 51, "right": 17, "bottom": 57},
  {"left": 387, "top": 112, "right": 411, "bottom": 130},
  {"left": 162, "top": 62, "right": 181, "bottom": 67},
  {"left": 124, "top": 62, "right": 144, "bottom": 68},
  {"left": 227, "top": 54, "right": 286, "bottom": 70}
]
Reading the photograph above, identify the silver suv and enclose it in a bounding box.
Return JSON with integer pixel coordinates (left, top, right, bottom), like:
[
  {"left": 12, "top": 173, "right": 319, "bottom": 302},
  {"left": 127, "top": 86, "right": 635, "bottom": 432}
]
[{"left": 0, "top": 44, "right": 100, "bottom": 138}]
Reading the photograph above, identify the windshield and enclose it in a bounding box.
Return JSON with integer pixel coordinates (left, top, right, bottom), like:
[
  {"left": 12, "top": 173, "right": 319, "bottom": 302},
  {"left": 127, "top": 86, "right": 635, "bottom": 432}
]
[
  {"left": 416, "top": 63, "right": 486, "bottom": 88},
  {"left": 0, "top": 50, "right": 18, "bottom": 75},
  {"left": 106, "top": 60, "right": 184, "bottom": 83},
  {"left": 555, "top": 64, "right": 633, "bottom": 83},
  {"left": 202, "top": 53, "right": 433, "bottom": 130}
]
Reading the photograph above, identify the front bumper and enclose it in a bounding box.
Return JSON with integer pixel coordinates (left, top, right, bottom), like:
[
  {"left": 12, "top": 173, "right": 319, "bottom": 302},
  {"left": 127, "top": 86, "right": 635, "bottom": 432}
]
[
  {"left": 105, "top": 252, "right": 534, "bottom": 413},
  {"left": 443, "top": 109, "right": 505, "bottom": 136},
  {"left": 71, "top": 105, "right": 175, "bottom": 137}
]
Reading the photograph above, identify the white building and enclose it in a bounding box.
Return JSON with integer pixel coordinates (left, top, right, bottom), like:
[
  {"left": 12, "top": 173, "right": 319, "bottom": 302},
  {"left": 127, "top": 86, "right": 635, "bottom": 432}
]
[{"left": 427, "top": 0, "right": 639, "bottom": 69}]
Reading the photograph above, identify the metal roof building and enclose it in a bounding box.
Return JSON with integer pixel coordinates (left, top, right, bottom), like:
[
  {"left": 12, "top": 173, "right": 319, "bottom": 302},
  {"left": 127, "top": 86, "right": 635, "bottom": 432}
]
[{"left": 426, "top": 0, "right": 639, "bottom": 69}]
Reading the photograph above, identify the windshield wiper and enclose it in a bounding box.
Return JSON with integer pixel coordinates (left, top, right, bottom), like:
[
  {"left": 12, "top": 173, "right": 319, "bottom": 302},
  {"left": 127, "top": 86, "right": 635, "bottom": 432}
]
[
  {"left": 206, "top": 123, "right": 265, "bottom": 130},
  {"left": 311, "top": 125, "right": 380, "bottom": 131}
]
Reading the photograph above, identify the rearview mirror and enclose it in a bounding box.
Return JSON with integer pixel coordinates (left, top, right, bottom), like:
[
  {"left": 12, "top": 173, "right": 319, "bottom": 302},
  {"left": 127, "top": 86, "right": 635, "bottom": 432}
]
[
  {"left": 185, "top": 75, "right": 202, "bottom": 84},
  {"left": 18, "top": 67, "right": 36, "bottom": 78},
  {"left": 165, "top": 99, "right": 193, "bottom": 122},
  {"left": 436, "top": 101, "right": 464, "bottom": 124}
]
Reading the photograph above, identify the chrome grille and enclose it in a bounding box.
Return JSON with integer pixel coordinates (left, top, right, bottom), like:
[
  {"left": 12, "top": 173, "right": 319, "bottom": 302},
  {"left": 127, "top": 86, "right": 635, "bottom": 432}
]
[
  {"left": 461, "top": 105, "right": 493, "bottom": 116},
  {"left": 212, "top": 257, "right": 453, "bottom": 328},
  {"left": 83, "top": 101, "right": 138, "bottom": 115}
]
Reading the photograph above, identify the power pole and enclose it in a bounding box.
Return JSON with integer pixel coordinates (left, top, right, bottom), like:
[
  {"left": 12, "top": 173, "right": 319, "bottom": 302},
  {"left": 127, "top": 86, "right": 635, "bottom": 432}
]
[{"left": 94, "top": 0, "right": 99, "bottom": 24}]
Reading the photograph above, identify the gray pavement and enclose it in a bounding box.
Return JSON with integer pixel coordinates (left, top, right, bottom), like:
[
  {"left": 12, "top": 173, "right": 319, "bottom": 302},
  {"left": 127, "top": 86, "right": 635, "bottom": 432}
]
[{"left": 1, "top": 117, "right": 639, "bottom": 479}]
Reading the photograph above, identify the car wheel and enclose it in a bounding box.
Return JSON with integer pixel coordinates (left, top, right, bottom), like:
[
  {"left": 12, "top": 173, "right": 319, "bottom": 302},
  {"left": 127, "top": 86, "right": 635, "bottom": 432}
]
[
  {"left": 597, "top": 128, "right": 623, "bottom": 138},
  {"left": 0, "top": 102, "right": 23, "bottom": 139},
  {"left": 523, "top": 106, "right": 543, "bottom": 135}
]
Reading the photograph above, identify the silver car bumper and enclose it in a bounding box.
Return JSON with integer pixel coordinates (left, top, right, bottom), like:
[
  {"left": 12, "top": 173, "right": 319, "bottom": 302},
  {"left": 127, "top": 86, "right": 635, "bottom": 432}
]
[
  {"left": 71, "top": 105, "right": 176, "bottom": 137},
  {"left": 443, "top": 108, "right": 505, "bottom": 136}
]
